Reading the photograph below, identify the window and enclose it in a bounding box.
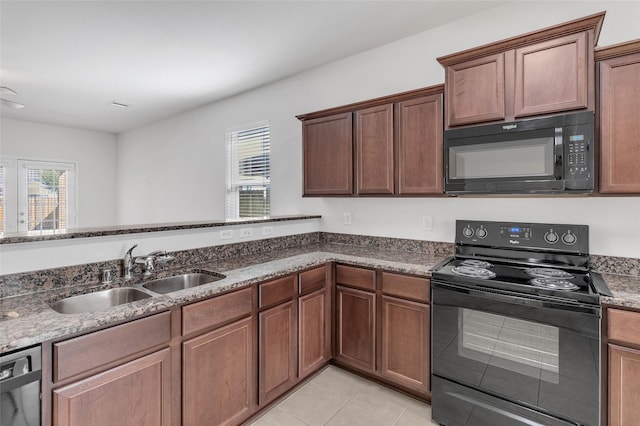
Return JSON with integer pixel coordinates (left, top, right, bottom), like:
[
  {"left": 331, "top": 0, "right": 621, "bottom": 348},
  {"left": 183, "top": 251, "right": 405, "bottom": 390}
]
[
  {"left": 0, "top": 158, "right": 76, "bottom": 234},
  {"left": 226, "top": 122, "right": 271, "bottom": 219}
]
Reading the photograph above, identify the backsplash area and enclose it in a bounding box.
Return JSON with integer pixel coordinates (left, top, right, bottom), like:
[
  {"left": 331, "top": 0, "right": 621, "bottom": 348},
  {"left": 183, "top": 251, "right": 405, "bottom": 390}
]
[{"left": 1, "top": 232, "right": 638, "bottom": 299}]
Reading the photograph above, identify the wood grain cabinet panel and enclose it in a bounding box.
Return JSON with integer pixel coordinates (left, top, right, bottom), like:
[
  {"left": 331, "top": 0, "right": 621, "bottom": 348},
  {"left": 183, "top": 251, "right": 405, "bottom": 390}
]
[
  {"left": 381, "top": 272, "right": 430, "bottom": 303},
  {"left": 53, "top": 348, "right": 171, "bottom": 426},
  {"left": 608, "top": 308, "right": 640, "bottom": 347},
  {"left": 335, "top": 264, "right": 376, "bottom": 291},
  {"left": 183, "top": 317, "right": 254, "bottom": 426},
  {"left": 515, "top": 32, "right": 588, "bottom": 117},
  {"left": 356, "top": 103, "right": 394, "bottom": 194},
  {"left": 303, "top": 113, "right": 353, "bottom": 195},
  {"left": 381, "top": 296, "right": 430, "bottom": 394},
  {"left": 298, "top": 289, "right": 330, "bottom": 379},
  {"left": 397, "top": 94, "right": 443, "bottom": 195},
  {"left": 299, "top": 265, "right": 327, "bottom": 295},
  {"left": 609, "top": 344, "right": 640, "bottom": 426},
  {"left": 599, "top": 51, "right": 640, "bottom": 193},
  {"left": 259, "top": 301, "right": 297, "bottom": 405},
  {"left": 259, "top": 275, "right": 296, "bottom": 308},
  {"left": 182, "top": 287, "right": 252, "bottom": 336},
  {"left": 446, "top": 53, "right": 506, "bottom": 126},
  {"left": 336, "top": 285, "right": 376, "bottom": 372}
]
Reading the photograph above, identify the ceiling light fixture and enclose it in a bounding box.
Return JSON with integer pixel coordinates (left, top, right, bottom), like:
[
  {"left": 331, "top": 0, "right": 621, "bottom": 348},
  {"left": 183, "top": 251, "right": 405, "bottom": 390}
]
[
  {"left": 109, "top": 101, "right": 129, "bottom": 109},
  {"left": 0, "top": 86, "right": 25, "bottom": 109}
]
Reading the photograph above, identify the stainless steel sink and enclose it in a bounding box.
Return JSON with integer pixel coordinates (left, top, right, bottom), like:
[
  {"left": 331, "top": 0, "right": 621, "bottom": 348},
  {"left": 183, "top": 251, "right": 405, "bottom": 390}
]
[
  {"left": 142, "top": 272, "right": 225, "bottom": 294},
  {"left": 50, "top": 287, "right": 153, "bottom": 314}
]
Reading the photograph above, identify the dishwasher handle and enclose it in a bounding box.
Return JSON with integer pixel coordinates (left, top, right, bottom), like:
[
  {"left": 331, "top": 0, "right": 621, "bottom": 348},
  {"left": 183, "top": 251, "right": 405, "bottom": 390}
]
[{"left": 0, "top": 369, "right": 41, "bottom": 393}]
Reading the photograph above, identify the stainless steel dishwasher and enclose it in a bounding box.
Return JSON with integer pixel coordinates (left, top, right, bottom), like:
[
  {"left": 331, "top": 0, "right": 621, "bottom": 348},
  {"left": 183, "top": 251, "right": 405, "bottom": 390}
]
[{"left": 0, "top": 346, "right": 41, "bottom": 426}]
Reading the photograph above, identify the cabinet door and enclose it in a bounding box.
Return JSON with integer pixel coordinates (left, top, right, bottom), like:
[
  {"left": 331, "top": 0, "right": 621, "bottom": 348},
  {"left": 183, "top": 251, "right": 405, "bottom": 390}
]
[
  {"left": 53, "top": 349, "right": 171, "bottom": 426},
  {"left": 446, "top": 53, "right": 505, "bottom": 127},
  {"left": 303, "top": 113, "right": 353, "bottom": 195},
  {"left": 397, "top": 94, "right": 443, "bottom": 194},
  {"left": 599, "top": 52, "right": 640, "bottom": 193},
  {"left": 609, "top": 344, "right": 640, "bottom": 426},
  {"left": 356, "top": 103, "right": 394, "bottom": 194},
  {"left": 259, "top": 301, "right": 297, "bottom": 405},
  {"left": 381, "top": 296, "right": 430, "bottom": 394},
  {"left": 514, "top": 32, "right": 588, "bottom": 117},
  {"left": 299, "top": 288, "right": 330, "bottom": 379},
  {"left": 336, "top": 285, "right": 376, "bottom": 372},
  {"left": 183, "top": 317, "right": 254, "bottom": 426}
]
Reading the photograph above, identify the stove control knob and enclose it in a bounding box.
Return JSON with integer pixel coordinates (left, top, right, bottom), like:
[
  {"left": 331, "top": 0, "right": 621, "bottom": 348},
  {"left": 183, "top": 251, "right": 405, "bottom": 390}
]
[
  {"left": 544, "top": 231, "right": 559, "bottom": 244},
  {"left": 462, "top": 226, "right": 474, "bottom": 238},
  {"left": 562, "top": 232, "right": 577, "bottom": 245},
  {"left": 475, "top": 227, "right": 488, "bottom": 239}
]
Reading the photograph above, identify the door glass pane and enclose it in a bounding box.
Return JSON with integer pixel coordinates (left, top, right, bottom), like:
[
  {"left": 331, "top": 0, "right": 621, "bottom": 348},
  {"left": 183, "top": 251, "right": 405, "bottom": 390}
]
[
  {"left": 449, "top": 137, "right": 555, "bottom": 179},
  {"left": 24, "top": 166, "right": 71, "bottom": 232}
]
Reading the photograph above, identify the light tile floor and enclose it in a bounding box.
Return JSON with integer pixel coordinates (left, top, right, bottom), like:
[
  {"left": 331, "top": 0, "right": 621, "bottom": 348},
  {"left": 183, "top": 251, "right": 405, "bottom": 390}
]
[{"left": 248, "top": 366, "right": 440, "bottom": 426}]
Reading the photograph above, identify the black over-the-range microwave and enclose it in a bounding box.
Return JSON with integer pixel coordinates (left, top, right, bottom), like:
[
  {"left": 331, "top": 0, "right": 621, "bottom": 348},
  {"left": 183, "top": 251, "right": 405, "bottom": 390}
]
[{"left": 443, "top": 111, "right": 594, "bottom": 195}]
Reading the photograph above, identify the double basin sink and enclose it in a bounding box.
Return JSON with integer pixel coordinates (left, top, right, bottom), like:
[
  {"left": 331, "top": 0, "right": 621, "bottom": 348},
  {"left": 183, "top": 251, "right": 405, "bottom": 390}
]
[{"left": 50, "top": 272, "right": 225, "bottom": 315}]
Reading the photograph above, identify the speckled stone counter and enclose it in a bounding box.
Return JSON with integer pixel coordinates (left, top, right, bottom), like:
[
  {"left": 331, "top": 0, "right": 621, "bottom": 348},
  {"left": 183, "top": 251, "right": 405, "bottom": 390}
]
[
  {"left": 0, "top": 242, "right": 447, "bottom": 353},
  {"left": 600, "top": 273, "right": 640, "bottom": 309}
]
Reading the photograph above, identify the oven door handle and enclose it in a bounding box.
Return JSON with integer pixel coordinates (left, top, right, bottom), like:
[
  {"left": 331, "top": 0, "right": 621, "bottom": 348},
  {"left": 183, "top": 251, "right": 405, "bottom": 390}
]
[{"left": 432, "top": 281, "right": 601, "bottom": 316}]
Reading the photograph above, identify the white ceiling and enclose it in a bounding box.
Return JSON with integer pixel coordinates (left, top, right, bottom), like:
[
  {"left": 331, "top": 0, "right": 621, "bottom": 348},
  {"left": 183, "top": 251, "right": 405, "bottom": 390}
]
[{"left": 0, "top": 1, "right": 506, "bottom": 134}]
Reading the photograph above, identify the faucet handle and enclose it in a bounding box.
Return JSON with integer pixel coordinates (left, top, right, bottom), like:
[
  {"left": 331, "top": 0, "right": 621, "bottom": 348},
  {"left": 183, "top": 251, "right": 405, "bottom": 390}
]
[{"left": 125, "top": 244, "right": 138, "bottom": 257}]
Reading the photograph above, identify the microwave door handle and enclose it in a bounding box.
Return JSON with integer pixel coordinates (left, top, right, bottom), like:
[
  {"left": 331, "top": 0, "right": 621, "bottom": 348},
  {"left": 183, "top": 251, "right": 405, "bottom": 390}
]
[{"left": 554, "top": 127, "right": 563, "bottom": 179}]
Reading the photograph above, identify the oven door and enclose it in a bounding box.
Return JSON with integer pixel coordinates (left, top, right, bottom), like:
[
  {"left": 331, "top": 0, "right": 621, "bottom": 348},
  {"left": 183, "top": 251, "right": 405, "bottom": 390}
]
[{"left": 431, "top": 281, "right": 600, "bottom": 426}]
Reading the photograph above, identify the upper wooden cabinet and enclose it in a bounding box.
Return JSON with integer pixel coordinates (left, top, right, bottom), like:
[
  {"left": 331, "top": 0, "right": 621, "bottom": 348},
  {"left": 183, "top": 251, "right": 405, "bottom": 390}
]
[
  {"left": 298, "top": 85, "right": 444, "bottom": 196},
  {"left": 356, "top": 103, "right": 394, "bottom": 194},
  {"left": 302, "top": 113, "right": 353, "bottom": 195},
  {"left": 596, "top": 40, "right": 640, "bottom": 194},
  {"left": 439, "top": 12, "right": 604, "bottom": 128}
]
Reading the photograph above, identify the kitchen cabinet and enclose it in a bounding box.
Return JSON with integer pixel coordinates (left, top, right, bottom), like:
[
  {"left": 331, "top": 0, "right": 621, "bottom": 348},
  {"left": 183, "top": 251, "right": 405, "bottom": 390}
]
[
  {"left": 334, "top": 265, "right": 431, "bottom": 398},
  {"left": 50, "top": 312, "right": 173, "bottom": 426},
  {"left": 438, "top": 12, "right": 603, "bottom": 128},
  {"left": 183, "top": 317, "right": 253, "bottom": 426},
  {"left": 380, "top": 272, "right": 430, "bottom": 394},
  {"left": 297, "top": 85, "right": 444, "bottom": 197},
  {"left": 182, "top": 287, "right": 255, "bottom": 425},
  {"left": 596, "top": 40, "right": 640, "bottom": 194},
  {"left": 607, "top": 307, "right": 640, "bottom": 426},
  {"left": 356, "top": 103, "right": 394, "bottom": 194},
  {"left": 302, "top": 113, "right": 353, "bottom": 195},
  {"left": 298, "top": 267, "right": 331, "bottom": 379}
]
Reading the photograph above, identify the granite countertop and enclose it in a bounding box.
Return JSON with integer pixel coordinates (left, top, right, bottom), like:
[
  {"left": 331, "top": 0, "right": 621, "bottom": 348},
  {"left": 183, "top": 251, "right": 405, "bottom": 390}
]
[
  {"left": 0, "top": 243, "right": 445, "bottom": 353},
  {"left": 1, "top": 241, "right": 638, "bottom": 354}
]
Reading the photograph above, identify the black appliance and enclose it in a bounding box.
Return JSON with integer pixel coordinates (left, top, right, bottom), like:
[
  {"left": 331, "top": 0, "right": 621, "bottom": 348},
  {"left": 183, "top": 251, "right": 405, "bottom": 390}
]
[
  {"left": 0, "top": 346, "right": 41, "bottom": 426},
  {"left": 444, "top": 111, "right": 594, "bottom": 194},
  {"left": 431, "top": 220, "right": 611, "bottom": 426}
]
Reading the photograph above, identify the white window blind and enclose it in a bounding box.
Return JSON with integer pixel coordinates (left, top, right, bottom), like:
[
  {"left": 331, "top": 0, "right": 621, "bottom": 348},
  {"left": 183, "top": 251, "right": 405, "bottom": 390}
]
[{"left": 226, "top": 122, "right": 271, "bottom": 219}]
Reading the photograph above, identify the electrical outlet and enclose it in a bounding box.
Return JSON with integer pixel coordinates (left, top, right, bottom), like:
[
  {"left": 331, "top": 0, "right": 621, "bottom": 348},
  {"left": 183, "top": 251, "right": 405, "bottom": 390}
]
[
  {"left": 262, "top": 226, "right": 274, "bottom": 235},
  {"left": 422, "top": 216, "right": 433, "bottom": 231},
  {"left": 343, "top": 212, "right": 352, "bottom": 225},
  {"left": 239, "top": 228, "right": 253, "bottom": 237},
  {"left": 220, "top": 229, "right": 233, "bottom": 240}
]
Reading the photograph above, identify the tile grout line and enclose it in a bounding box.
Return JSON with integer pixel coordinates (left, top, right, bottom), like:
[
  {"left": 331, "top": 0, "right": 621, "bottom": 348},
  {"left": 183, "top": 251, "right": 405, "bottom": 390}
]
[{"left": 392, "top": 408, "right": 408, "bottom": 426}]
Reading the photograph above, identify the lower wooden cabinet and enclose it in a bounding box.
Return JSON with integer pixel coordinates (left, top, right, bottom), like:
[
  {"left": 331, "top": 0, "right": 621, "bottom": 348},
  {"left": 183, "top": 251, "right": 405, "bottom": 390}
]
[
  {"left": 53, "top": 348, "right": 172, "bottom": 426},
  {"left": 381, "top": 296, "right": 430, "bottom": 393},
  {"left": 259, "top": 300, "right": 297, "bottom": 405},
  {"left": 609, "top": 344, "right": 640, "bottom": 426},
  {"left": 183, "top": 316, "right": 254, "bottom": 426},
  {"left": 298, "top": 288, "right": 330, "bottom": 378},
  {"left": 335, "top": 285, "right": 376, "bottom": 372}
]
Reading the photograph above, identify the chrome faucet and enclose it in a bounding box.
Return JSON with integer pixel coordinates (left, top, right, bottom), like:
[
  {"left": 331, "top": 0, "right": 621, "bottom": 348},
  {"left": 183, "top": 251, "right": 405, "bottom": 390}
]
[
  {"left": 123, "top": 244, "right": 138, "bottom": 279},
  {"left": 134, "top": 250, "right": 175, "bottom": 276}
]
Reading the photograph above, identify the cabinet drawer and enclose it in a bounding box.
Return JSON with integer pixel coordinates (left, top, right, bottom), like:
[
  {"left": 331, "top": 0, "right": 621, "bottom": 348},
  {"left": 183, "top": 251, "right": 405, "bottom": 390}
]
[
  {"left": 608, "top": 308, "right": 640, "bottom": 346},
  {"left": 259, "top": 275, "right": 296, "bottom": 309},
  {"left": 381, "top": 272, "right": 430, "bottom": 302},
  {"left": 183, "top": 287, "right": 252, "bottom": 336},
  {"left": 299, "top": 266, "right": 326, "bottom": 295},
  {"left": 336, "top": 265, "right": 375, "bottom": 291},
  {"left": 53, "top": 311, "right": 171, "bottom": 382}
]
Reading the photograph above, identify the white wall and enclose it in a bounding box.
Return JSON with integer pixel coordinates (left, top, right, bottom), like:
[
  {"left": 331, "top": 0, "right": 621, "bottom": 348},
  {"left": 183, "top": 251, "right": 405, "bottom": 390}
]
[
  {"left": 116, "top": 1, "right": 640, "bottom": 259},
  {"left": 0, "top": 117, "right": 118, "bottom": 227}
]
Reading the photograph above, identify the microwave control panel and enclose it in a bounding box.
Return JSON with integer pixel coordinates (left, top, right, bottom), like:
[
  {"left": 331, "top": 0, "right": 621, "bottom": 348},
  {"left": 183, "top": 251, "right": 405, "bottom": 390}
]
[{"left": 563, "top": 122, "right": 593, "bottom": 188}]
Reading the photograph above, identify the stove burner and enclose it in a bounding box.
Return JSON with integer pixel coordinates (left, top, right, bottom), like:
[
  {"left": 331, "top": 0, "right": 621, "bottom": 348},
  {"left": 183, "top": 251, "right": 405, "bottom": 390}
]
[
  {"left": 530, "top": 278, "right": 579, "bottom": 291},
  {"left": 526, "top": 268, "right": 574, "bottom": 279},
  {"left": 461, "top": 259, "right": 493, "bottom": 269},
  {"left": 451, "top": 266, "right": 497, "bottom": 279}
]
